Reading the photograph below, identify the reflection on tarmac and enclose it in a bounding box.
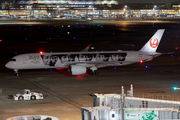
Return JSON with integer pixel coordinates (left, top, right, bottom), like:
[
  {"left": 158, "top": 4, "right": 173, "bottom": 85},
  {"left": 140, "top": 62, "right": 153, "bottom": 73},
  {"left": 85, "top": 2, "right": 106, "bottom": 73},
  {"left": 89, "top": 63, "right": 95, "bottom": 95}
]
[
  {"left": 0, "top": 19, "right": 179, "bottom": 25},
  {"left": 0, "top": 21, "right": 180, "bottom": 120}
]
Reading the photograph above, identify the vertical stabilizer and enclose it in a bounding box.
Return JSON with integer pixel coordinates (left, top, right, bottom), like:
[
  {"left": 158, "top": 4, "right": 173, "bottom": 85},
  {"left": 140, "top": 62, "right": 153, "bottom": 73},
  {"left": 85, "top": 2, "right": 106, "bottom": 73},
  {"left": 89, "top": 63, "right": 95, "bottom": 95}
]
[{"left": 140, "top": 29, "right": 165, "bottom": 53}]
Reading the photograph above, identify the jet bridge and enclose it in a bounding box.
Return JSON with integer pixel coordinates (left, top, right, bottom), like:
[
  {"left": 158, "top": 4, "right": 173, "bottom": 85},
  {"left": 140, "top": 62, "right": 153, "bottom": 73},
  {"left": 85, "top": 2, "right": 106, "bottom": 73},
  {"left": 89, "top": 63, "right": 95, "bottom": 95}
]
[
  {"left": 82, "top": 84, "right": 180, "bottom": 120},
  {"left": 81, "top": 107, "right": 180, "bottom": 120}
]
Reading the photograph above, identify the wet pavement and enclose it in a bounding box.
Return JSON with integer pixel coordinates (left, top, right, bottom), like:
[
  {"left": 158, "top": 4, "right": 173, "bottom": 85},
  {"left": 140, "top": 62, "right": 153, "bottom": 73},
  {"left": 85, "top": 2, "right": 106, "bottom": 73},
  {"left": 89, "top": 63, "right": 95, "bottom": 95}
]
[{"left": 0, "top": 20, "right": 180, "bottom": 120}]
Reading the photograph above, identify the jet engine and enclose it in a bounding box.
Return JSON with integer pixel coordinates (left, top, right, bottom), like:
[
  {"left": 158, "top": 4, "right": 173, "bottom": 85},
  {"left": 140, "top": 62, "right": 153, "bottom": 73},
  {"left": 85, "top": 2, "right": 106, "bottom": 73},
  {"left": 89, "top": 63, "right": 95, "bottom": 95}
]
[{"left": 69, "top": 65, "right": 87, "bottom": 75}]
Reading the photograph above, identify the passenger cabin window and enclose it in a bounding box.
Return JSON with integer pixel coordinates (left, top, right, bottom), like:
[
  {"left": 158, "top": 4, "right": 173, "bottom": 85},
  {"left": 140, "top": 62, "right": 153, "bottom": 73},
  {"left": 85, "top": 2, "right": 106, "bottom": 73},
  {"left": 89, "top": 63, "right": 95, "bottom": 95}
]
[{"left": 10, "top": 59, "right": 16, "bottom": 62}]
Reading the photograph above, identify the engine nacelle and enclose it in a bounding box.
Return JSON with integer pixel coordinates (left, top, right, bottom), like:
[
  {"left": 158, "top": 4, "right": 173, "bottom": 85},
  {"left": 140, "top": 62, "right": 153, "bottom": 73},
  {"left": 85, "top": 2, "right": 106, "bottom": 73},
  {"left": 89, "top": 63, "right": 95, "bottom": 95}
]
[{"left": 69, "top": 65, "right": 87, "bottom": 75}]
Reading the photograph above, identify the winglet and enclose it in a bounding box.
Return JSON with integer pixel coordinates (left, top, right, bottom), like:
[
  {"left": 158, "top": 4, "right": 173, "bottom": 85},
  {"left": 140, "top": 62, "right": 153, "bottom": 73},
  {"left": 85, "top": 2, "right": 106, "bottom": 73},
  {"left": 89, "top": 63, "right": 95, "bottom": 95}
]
[{"left": 81, "top": 43, "right": 92, "bottom": 52}]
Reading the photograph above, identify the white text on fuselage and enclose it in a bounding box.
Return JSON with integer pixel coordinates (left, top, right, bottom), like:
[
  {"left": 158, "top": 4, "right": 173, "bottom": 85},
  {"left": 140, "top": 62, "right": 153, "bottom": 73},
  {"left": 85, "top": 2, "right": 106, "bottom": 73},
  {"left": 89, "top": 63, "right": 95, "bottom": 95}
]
[
  {"left": 29, "top": 55, "right": 41, "bottom": 63},
  {"left": 40, "top": 53, "right": 127, "bottom": 66}
]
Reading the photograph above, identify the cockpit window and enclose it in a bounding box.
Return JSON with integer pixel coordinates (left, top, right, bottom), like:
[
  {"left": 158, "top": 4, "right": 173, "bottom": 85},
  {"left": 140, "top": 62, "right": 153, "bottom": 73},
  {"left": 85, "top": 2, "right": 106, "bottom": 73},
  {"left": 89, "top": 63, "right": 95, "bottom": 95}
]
[{"left": 10, "top": 59, "right": 16, "bottom": 62}]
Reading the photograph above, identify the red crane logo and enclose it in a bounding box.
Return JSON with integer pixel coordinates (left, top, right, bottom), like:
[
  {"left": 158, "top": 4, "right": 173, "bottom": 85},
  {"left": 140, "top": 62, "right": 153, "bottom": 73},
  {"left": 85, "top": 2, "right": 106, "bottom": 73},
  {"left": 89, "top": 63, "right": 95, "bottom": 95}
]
[{"left": 150, "top": 37, "right": 158, "bottom": 48}]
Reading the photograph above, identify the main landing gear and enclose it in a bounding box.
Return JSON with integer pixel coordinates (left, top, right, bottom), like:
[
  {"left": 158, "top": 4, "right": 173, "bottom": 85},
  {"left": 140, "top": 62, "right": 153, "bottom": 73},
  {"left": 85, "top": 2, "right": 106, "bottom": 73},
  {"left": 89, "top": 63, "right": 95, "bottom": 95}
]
[
  {"left": 14, "top": 69, "right": 19, "bottom": 76},
  {"left": 88, "top": 66, "right": 98, "bottom": 75}
]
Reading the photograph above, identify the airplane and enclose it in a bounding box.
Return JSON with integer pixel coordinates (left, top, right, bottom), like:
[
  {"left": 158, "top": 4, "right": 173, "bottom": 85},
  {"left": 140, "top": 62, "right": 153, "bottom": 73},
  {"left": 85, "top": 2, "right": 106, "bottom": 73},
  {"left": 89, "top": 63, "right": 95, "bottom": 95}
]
[{"left": 5, "top": 29, "right": 165, "bottom": 76}]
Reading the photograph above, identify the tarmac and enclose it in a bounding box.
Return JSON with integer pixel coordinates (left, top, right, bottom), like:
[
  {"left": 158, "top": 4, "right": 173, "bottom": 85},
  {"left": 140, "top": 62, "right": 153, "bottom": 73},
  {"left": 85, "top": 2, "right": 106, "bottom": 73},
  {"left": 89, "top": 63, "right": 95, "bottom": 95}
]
[
  {"left": 1, "top": 55, "right": 180, "bottom": 120},
  {"left": 1, "top": 18, "right": 180, "bottom": 25},
  {"left": 0, "top": 20, "right": 180, "bottom": 120}
]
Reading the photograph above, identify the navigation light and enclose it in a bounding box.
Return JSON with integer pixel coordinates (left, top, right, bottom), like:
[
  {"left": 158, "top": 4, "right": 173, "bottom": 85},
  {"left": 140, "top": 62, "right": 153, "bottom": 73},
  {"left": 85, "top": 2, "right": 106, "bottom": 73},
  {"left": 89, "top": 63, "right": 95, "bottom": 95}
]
[
  {"left": 140, "top": 60, "right": 143, "bottom": 63},
  {"left": 173, "top": 87, "right": 178, "bottom": 91},
  {"left": 39, "top": 51, "right": 43, "bottom": 55}
]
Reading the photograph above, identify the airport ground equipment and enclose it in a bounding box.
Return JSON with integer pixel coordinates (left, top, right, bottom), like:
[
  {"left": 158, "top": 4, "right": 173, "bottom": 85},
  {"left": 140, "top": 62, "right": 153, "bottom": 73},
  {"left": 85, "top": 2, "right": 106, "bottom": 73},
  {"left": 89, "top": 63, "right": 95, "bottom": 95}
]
[
  {"left": 82, "top": 84, "right": 180, "bottom": 120},
  {"left": 13, "top": 89, "right": 43, "bottom": 100},
  {"left": 87, "top": 18, "right": 92, "bottom": 21},
  {"left": 6, "top": 115, "right": 60, "bottom": 120}
]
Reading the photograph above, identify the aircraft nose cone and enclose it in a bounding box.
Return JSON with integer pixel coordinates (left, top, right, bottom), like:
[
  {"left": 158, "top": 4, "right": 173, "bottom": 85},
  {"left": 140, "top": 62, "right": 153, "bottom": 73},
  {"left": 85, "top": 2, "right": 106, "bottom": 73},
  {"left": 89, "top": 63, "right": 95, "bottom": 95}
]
[{"left": 5, "top": 62, "right": 10, "bottom": 68}]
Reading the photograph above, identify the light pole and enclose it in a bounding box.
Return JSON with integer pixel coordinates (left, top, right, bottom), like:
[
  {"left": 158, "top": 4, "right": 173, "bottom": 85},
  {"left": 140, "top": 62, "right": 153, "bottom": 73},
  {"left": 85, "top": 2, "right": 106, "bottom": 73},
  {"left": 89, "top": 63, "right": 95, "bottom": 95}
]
[
  {"left": 120, "top": 86, "right": 124, "bottom": 120},
  {"left": 26, "top": 6, "right": 28, "bottom": 21},
  {"left": 123, "top": 8, "right": 126, "bottom": 20},
  {"left": 92, "top": 7, "right": 94, "bottom": 21},
  {"left": 57, "top": 5, "right": 59, "bottom": 18},
  {"left": 29, "top": 5, "right": 31, "bottom": 21},
  {"left": 153, "top": 5, "right": 157, "bottom": 20}
]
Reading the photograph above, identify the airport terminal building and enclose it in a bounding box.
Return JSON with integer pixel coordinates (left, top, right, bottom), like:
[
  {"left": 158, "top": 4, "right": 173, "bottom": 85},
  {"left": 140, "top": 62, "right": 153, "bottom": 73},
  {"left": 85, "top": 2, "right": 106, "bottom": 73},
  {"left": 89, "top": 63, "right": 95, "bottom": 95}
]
[{"left": 0, "top": 0, "right": 180, "bottom": 18}]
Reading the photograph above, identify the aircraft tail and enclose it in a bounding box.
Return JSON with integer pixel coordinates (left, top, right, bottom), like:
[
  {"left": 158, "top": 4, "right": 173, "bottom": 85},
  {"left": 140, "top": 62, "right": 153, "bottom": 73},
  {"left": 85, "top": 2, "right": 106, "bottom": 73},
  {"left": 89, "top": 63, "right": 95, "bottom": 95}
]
[{"left": 140, "top": 29, "right": 165, "bottom": 53}]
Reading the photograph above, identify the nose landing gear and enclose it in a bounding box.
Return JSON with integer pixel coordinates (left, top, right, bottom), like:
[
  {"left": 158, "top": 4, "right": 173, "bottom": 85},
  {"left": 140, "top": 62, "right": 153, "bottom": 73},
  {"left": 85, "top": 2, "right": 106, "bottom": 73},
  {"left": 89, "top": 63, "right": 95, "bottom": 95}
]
[
  {"left": 14, "top": 69, "right": 19, "bottom": 76},
  {"left": 89, "top": 70, "right": 99, "bottom": 75}
]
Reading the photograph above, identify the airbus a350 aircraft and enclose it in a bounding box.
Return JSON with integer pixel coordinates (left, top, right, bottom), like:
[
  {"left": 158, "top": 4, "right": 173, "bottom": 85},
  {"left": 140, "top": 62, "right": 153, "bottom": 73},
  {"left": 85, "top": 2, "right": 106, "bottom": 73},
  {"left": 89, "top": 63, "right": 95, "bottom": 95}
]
[{"left": 5, "top": 29, "right": 165, "bottom": 76}]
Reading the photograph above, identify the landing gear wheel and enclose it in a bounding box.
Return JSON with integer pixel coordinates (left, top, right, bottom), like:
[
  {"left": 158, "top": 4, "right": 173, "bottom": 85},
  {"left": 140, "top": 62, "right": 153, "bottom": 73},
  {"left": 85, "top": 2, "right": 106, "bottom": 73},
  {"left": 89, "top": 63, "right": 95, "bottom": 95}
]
[
  {"left": 94, "top": 71, "right": 99, "bottom": 75},
  {"left": 89, "top": 66, "right": 98, "bottom": 76},
  {"left": 31, "top": 96, "right": 36, "bottom": 100},
  {"left": 89, "top": 71, "right": 93, "bottom": 75},
  {"left": 18, "top": 96, "right": 24, "bottom": 100},
  {"left": 88, "top": 70, "right": 98, "bottom": 75}
]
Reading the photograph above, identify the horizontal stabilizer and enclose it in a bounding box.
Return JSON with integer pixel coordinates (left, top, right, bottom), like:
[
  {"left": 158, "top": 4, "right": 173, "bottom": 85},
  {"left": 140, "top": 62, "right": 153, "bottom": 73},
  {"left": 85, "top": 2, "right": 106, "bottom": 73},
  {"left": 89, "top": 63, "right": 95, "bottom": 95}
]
[{"left": 81, "top": 43, "right": 92, "bottom": 52}]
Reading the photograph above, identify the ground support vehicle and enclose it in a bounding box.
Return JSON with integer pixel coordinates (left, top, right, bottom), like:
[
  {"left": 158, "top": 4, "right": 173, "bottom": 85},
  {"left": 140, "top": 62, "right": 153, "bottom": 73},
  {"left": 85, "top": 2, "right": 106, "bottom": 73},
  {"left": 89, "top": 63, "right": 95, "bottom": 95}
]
[{"left": 13, "top": 89, "right": 43, "bottom": 100}]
